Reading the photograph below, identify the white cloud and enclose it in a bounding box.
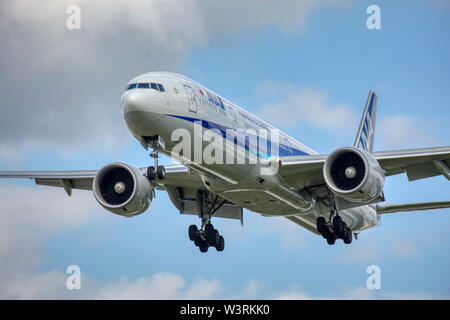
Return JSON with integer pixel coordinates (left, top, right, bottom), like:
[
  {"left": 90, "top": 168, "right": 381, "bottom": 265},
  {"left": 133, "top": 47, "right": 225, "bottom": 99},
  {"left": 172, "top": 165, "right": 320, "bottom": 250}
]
[
  {"left": 0, "top": 0, "right": 350, "bottom": 158},
  {"left": 0, "top": 183, "right": 226, "bottom": 300},
  {"left": 0, "top": 270, "right": 223, "bottom": 300},
  {"left": 274, "top": 290, "right": 311, "bottom": 300},
  {"left": 94, "top": 273, "right": 223, "bottom": 300},
  {"left": 0, "top": 185, "right": 102, "bottom": 274},
  {"left": 274, "top": 286, "right": 450, "bottom": 300},
  {"left": 377, "top": 114, "right": 437, "bottom": 149},
  {"left": 257, "top": 82, "right": 358, "bottom": 131},
  {"left": 0, "top": 270, "right": 69, "bottom": 300}
]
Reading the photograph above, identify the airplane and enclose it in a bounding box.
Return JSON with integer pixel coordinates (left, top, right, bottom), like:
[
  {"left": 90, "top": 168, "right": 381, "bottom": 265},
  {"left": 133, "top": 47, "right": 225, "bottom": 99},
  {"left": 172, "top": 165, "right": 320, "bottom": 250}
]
[{"left": 1, "top": 71, "right": 449, "bottom": 252}]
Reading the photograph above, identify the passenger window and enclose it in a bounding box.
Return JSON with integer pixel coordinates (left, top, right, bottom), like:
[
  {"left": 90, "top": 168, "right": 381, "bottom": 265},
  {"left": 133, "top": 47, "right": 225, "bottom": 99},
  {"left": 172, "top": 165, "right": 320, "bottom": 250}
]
[
  {"left": 126, "top": 83, "right": 137, "bottom": 90},
  {"left": 151, "top": 83, "right": 158, "bottom": 90},
  {"left": 158, "top": 84, "right": 165, "bottom": 92},
  {"left": 138, "top": 83, "right": 150, "bottom": 89}
]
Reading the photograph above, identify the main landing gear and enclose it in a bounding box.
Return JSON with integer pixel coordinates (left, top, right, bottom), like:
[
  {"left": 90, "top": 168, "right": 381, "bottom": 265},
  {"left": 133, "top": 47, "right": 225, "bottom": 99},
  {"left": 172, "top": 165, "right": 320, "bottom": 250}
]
[
  {"left": 146, "top": 137, "right": 166, "bottom": 181},
  {"left": 316, "top": 197, "right": 353, "bottom": 245},
  {"left": 188, "top": 191, "right": 226, "bottom": 253}
]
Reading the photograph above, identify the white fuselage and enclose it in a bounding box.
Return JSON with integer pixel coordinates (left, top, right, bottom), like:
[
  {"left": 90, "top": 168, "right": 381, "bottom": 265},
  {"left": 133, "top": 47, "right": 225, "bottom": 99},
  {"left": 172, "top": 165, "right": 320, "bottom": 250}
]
[{"left": 121, "top": 72, "right": 379, "bottom": 235}]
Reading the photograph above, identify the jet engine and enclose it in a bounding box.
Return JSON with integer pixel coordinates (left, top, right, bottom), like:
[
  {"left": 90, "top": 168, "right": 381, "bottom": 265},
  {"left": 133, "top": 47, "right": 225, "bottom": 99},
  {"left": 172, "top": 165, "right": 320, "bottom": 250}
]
[
  {"left": 93, "top": 162, "right": 153, "bottom": 216},
  {"left": 323, "top": 147, "right": 385, "bottom": 203}
]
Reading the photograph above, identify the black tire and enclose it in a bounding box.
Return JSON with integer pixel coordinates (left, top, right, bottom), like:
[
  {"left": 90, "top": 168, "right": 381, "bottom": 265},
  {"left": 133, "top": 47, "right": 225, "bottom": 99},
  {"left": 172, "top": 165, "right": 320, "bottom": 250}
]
[
  {"left": 327, "top": 237, "right": 336, "bottom": 245},
  {"left": 316, "top": 217, "right": 326, "bottom": 234},
  {"left": 157, "top": 166, "right": 166, "bottom": 179},
  {"left": 147, "top": 166, "right": 156, "bottom": 180},
  {"left": 199, "top": 243, "right": 209, "bottom": 253},
  {"left": 208, "top": 229, "right": 219, "bottom": 247},
  {"left": 339, "top": 221, "right": 347, "bottom": 238},
  {"left": 194, "top": 234, "right": 201, "bottom": 247},
  {"left": 333, "top": 216, "right": 344, "bottom": 236},
  {"left": 188, "top": 225, "right": 198, "bottom": 241},
  {"left": 344, "top": 228, "right": 353, "bottom": 244},
  {"left": 204, "top": 223, "right": 213, "bottom": 238},
  {"left": 205, "top": 223, "right": 214, "bottom": 234},
  {"left": 216, "top": 236, "right": 225, "bottom": 252}
]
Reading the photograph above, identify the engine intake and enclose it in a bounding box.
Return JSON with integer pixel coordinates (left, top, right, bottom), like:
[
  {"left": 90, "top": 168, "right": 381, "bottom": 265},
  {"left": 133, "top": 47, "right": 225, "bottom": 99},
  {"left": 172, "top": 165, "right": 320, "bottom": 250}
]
[
  {"left": 93, "top": 163, "right": 153, "bottom": 216},
  {"left": 323, "top": 147, "right": 385, "bottom": 203}
]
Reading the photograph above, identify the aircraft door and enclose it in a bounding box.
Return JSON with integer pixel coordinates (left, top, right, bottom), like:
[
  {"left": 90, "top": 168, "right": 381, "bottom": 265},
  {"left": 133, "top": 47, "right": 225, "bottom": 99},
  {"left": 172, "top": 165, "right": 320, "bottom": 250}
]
[{"left": 184, "top": 85, "right": 197, "bottom": 113}]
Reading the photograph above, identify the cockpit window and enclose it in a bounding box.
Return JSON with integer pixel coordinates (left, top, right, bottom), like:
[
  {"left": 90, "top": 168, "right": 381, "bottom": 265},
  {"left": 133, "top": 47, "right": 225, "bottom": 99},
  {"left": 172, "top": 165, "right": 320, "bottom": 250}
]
[
  {"left": 126, "top": 82, "right": 165, "bottom": 92},
  {"left": 138, "top": 83, "right": 150, "bottom": 89},
  {"left": 126, "top": 83, "right": 137, "bottom": 90}
]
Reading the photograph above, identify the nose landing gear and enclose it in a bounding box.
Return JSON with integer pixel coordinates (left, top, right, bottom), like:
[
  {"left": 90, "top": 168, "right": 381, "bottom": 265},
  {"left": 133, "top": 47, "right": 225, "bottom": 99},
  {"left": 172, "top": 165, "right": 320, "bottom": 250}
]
[{"left": 146, "top": 137, "right": 166, "bottom": 181}]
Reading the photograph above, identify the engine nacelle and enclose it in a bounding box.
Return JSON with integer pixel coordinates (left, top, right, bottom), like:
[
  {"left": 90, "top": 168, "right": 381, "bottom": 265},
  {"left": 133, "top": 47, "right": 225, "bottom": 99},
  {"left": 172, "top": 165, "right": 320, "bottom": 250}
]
[
  {"left": 323, "top": 147, "right": 385, "bottom": 203},
  {"left": 93, "top": 162, "right": 153, "bottom": 217}
]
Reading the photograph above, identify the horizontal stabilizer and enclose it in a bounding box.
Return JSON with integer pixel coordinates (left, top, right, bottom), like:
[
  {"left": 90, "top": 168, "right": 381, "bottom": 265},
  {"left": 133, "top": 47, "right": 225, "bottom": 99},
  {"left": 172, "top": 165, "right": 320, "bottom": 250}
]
[{"left": 376, "top": 201, "right": 450, "bottom": 214}]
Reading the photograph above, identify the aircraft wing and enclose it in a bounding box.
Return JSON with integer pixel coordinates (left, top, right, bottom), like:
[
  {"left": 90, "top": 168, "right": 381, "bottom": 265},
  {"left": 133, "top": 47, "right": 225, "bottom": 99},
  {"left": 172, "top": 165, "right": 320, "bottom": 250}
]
[
  {"left": 376, "top": 201, "right": 450, "bottom": 214},
  {"left": 279, "top": 146, "right": 450, "bottom": 189},
  {"left": 0, "top": 164, "right": 204, "bottom": 195},
  {"left": 0, "top": 164, "right": 244, "bottom": 220},
  {"left": 371, "top": 146, "right": 450, "bottom": 181}
]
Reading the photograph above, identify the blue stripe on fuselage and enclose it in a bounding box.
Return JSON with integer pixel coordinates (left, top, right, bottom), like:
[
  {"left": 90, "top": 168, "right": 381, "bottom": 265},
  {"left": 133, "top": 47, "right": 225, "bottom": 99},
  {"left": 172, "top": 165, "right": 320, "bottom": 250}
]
[{"left": 165, "top": 114, "right": 309, "bottom": 157}]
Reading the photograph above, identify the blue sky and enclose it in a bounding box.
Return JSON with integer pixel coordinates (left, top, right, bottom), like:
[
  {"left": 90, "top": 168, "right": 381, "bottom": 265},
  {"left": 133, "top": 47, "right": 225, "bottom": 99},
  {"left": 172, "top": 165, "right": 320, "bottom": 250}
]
[{"left": 0, "top": 0, "right": 449, "bottom": 299}]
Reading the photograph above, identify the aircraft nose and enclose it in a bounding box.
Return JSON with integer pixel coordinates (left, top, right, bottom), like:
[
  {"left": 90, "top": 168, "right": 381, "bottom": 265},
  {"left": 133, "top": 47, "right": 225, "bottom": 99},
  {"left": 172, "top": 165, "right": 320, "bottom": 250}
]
[{"left": 122, "top": 90, "right": 149, "bottom": 114}]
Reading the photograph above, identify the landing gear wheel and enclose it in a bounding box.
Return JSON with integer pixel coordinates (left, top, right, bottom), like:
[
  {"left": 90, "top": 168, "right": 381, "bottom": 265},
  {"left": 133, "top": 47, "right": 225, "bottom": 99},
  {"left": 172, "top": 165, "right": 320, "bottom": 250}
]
[
  {"left": 157, "top": 166, "right": 166, "bottom": 180},
  {"left": 343, "top": 228, "right": 353, "bottom": 244},
  {"left": 216, "top": 236, "right": 225, "bottom": 252},
  {"left": 208, "top": 229, "right": 220, "bottom": 247},
  {"left": 316, "top": 217, "right": 326, "bottom": 234},
  {"left": 191, "top": 191, "right": 228, "bottom": 252},
  {"left": 205, "top": 223, "right": 214, "bottom": 234},
  {"left": 199, "top": 242, "right": 209, "bottom": 253},
  {"left": 333, "top": 215, "right": 344, "bottom": 236},
  {"left": 147, "top": 166, "right": 156, "bottom": 180},
  {"left": 204, "top": 224, "right": 219, "bottom": 246},
  {"left": 327, "top": 237, "right": 336, "bottom": 245},
  {"left": 322, "top": 228, "right": 331, "bottom": 239},
  {"left": 341, "top": 222, "right": 347, "bottom": 238},
  {"left": 188, "top": 225, "right": 198, "bottom": 241},
  {"left": 194, "top": 234, "right": 201, "bottom": 247}
]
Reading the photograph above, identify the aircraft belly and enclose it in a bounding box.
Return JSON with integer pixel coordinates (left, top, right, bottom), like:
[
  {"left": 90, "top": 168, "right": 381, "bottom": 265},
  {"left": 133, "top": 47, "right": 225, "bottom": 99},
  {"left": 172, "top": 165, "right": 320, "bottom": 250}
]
[{"left": 219, "top": 189, "right": 302, "bottom": 216}]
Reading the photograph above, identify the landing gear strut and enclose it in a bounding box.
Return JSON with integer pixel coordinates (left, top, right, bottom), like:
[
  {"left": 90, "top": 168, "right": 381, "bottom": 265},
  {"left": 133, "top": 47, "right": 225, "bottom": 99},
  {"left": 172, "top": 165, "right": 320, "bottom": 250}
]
[
  {"left": 188, "top": 190, "right": 226, "bottom": 253},
  {"left": 146, "top": 137, "right": 165, "bottom": 181},
  {"left": 316, "top": 195, "right": 353, "bottom": 245}
]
